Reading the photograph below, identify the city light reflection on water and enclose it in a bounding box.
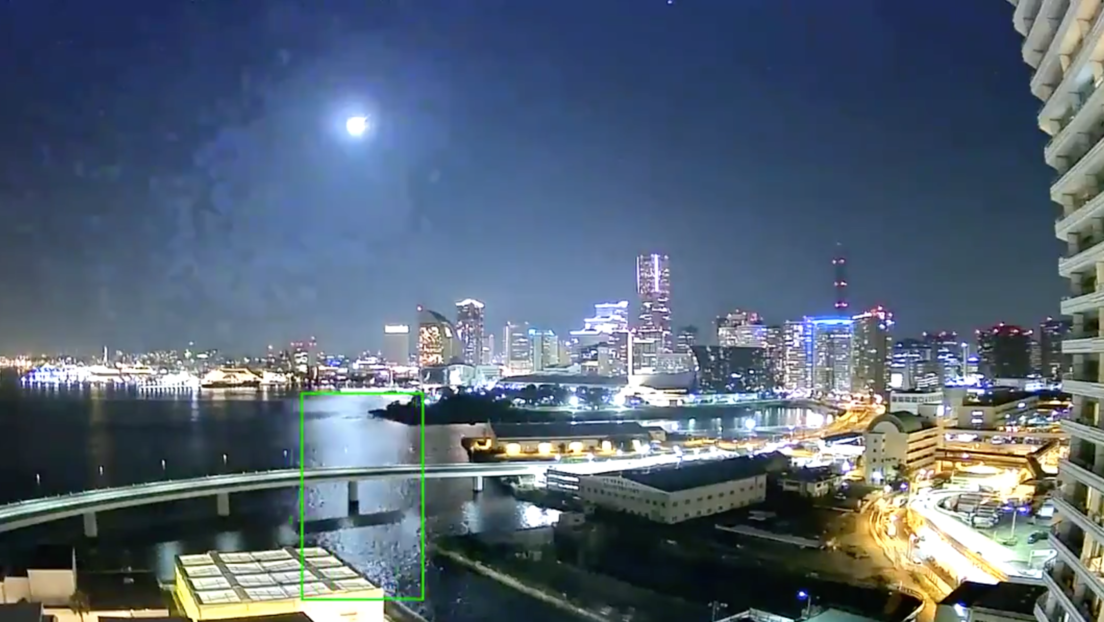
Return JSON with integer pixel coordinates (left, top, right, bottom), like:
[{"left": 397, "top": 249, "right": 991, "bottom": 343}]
[{"left": 0, "top": 384, "right": 816, "bottom": 621}]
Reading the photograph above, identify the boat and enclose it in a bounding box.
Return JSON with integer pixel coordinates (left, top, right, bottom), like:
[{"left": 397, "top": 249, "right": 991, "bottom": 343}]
[{"left": 200, "top": 368, "right": 264, "bottom": 389}]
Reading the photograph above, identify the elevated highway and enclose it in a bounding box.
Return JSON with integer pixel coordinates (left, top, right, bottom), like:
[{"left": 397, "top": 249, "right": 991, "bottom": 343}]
[{"left": 0, "top": 462, "right": 548, "bottom": 537}]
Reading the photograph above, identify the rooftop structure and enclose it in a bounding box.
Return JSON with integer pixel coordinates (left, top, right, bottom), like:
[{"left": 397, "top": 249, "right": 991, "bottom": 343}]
[
  {"left": 489, "top": 421, "right": 650, "bottom": 441},
  {"left": 621, "top": 455, "right": 773, "bottom": 493},
  {"left": 173, "top": 547, "right": 383, "bottom": 622}
]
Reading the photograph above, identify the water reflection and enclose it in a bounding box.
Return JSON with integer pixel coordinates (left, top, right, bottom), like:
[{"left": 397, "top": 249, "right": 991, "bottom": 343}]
[{"left": 0, "top": 384, "right": 816, "bottom": 621}]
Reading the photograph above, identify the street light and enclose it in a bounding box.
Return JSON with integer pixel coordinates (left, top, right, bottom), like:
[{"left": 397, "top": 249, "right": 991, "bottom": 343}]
[{"left": 345, "top": 116, "right": 370, "bottom": 137}]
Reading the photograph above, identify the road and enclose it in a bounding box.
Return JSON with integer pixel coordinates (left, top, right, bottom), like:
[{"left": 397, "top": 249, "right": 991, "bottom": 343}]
[
  {"left": 857, "top": 496, "right": 957, "bottom": 622},
  {"left": 0, "top": 462, "right": 550, "bottom": 532}
]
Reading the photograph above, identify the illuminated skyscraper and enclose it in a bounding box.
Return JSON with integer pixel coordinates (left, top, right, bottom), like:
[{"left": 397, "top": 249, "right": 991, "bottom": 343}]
[
  {"left": 1039, "top": 317, "right": 1072, "bottom": 380},
  {"left": 810, "top": 317, "right": 852, "bottom": 394},
  {"left": 503, "top": 322, "right": 532, "bottom": 374},
  {"left": 635, "top": 253, "right": 672, "bottom": 354},
  {"left": 782, "top": 320, "right": 813, "bottom": 392},
  {"left": 382, "top": 324, "right": 410, "bottom": 365},
  {"left": 675, "top": 325, "right": 699, "bottom": 354},
  {"left": 455, "top": 299, "right": 486, "bottom": 365},
  {"left": 416, "top": 306, "right": 455, "bottom": 367},
  {"left": 1005, "top": 2, "right": 1104, "bottom": 617},
  {"left": 528, "top": 329, "right": 559, "bottom": 372},
  {"left": 716, "top": 310, "right": 766, "bottom": 348},
  {"left": 850, "top": 307, "right": 893, "bottom": 399},
  {"left": 584, "top": 301, "right": 630, "bottom": 333}
]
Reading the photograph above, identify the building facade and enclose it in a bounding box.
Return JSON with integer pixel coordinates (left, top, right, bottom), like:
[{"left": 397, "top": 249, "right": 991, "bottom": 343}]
[
  {"left": 416, "top": 306, "right": 456, "bottom": 367},
  {"left": 576, "top": 457, "right": 769, "bottom": 524},
  {"left": 782, "top": 319, "right": 813, "bottom": 392},
  {"left": 691, "top": 345, "right": 772, "bottom": 394},
  {"left": 636, "top": 253, "right": 673, "bottom": 354},
  {"left": 529, "top": 329, "right": 560, "bottom": 372},
  {"left": 455, "top": 299, "right": 486, "bottom": 365},
  {"left": 851, "top": 306, "right": 893, "bottom": 399},
  {"left": 1039, "top": 317, "right": 1072, "bottom": 380},
  {"left": 716, "top": 310, "right": 766, "bottom": 348},
  {"left": 382, "top": 324, "right": 410, "bottom": 365},
  {"left": 862, "top": 411, "right": 939, "bottom": 485},
  {"left": 976, "top": 323, "right": 1032, "bottom": 380},
  {"left": 503, "top": 322, "right": 532, "bottom": 375},
  {"left": 811, "top": 317, "right": 853, "bottom": 394}
]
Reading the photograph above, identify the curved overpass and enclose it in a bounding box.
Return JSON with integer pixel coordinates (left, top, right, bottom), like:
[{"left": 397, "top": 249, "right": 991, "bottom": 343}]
[{"left": 0, "top": 462, "right": 547, "bottom": 535}]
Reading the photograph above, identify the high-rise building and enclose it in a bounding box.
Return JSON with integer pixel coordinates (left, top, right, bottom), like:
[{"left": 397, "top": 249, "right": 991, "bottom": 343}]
[
  {"left": 782, "top": 320, "right": 813, "bottom": 392},
  {"left": 416, "top": 306, "right": 455, "bottom": 367},
  {"left": 503, "top": 322, "right": 532, "bottom": 374},
  {"left": 675, "top": 325, "right": 699, "bottom": 354},
  {"left": 1039, "top": 317, "right": 1072, "bottom": 380},
  {"left": 482, "top": 333, "right": 496, "bottom": 365},
  {"left": 455, "top": 299, "right": 486, "bottom": 365},
  {"left": 810, "top": 317, "right": 852, "bottom": 394},
  {"left": 382, "top": 324, "right": 411, "bottom": 365},
  {"left": 850, "top": 307, "right": 893, "bottom": 399},
  {"left": 528, "top": 329, "right": 559, "bottom": 372},
  {"left": 636, "top": 253, "right": 673, "bottom": 354},
  {"left": 1006, "top": 5, "right": 1104, "bottom": 620},
  {"left": 922, "top": 331, "right": 967, "bottom": 385},
  {"left": 976, "top": 323, "right": 1032, "bottom": 380},
  {"left": 690, "top": 346, "right": 772, "bottom": 394},
  {"left": 585, "top": 301, "right": 630, "bottom": 333},
  {"left": 716, "top": 310, "right": 766, "bottom": 348},
  {"left": 763, "top": 325, "right": 784, "bottom": 389},
  {"left": 890, "top": 338, "right": 941, "bottom": 391}
]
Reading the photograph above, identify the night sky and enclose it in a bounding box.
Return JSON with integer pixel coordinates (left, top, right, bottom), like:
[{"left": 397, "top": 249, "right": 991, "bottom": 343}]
[{"left": 0, "top": 0, "right": 1061, "bottom": 354}]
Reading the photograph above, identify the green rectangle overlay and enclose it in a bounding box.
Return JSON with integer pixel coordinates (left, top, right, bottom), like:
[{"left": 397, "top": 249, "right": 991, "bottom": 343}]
[{"left": 298, "top": 390, "right": 426, "bottom": 602}]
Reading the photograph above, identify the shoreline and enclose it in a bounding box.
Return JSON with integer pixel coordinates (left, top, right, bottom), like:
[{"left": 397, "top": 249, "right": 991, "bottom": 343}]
[
  {"left": 433, "top": 543, "right": 607, "bottom": 622},
  {"left": 373, "top": 398, "right": 842, "bottom": 426}
]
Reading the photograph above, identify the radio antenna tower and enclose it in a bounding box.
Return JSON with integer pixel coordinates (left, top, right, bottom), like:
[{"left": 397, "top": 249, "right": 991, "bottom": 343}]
[{"left": 832, "top": 243, "right": 849, "bottom": 313}]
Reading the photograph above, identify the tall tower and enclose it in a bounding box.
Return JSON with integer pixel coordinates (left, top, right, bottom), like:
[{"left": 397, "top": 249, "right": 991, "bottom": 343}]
[
  {"left": 454, "top": 299, "right": 486, "bottom": 365},
  {"left": 832, "top": 244, "right": 849, "bottom": 313},
  {"left": 635, "top": 253, "right": 673, "bottom": 356}
]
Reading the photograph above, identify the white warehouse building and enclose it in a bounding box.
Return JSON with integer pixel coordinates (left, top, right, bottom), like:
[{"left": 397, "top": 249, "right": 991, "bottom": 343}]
[
  {"left": 863, "top": 411, "right": 940, "bottom": 484},
  {"left": 576, "top": 456, "right": 770, "bottom": 524},
  {"left": 1004, "top": 2, "right": 1104, "bottom": 622}
]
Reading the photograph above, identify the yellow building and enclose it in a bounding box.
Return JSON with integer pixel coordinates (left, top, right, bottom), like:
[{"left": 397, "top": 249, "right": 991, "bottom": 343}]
[
  {"left": 173, "top": 548, "right": 383, "bottom": 622},
  {"left": 477, "top": 422, "right": 658, "bottom": 458}
]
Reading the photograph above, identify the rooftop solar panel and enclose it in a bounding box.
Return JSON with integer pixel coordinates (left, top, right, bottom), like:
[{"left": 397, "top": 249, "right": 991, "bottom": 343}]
[
  {"left": 224, "top": 563, "right": 264, "bottom": 575},
  {"left": 219, "top": 553, "right": 254, "bottom": 564},
  {"left": 184, "top": 566, "right": 222, "bottom": 578},
  {"left": 177, "top": 547, "right": 379, "bottom": 604},
  {"left": 251, "top": 550, "right": 292, "bottom": 561},
  {"left": 195, "top": 590, "right": 240, "bottom": 605},
  {"left": 235, "top": 574, "right": 277, "bottom": 588},
  {"left": 190, "top": 577, "right": 232, "bottom": 591}
]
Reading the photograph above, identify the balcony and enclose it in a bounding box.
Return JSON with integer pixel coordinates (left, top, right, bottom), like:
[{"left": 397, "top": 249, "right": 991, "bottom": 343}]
[
  {"left": 1053, "top": 494, "right": 1104, "bottom": 544},
  {"left": 1049, "top": 94, "right": 1104, "bottom": 170},
  {"left": 1032, "top": 2, "right": 1083, "bottom": 99},
  {"left": 1061, "top": 457, "right": 1104, "bottom": 495},
  {"left": 1042, "top": 6, "right": 1104, "bottom": 122},
  {"left": 1026, "top": 0, "right": 1066, "bottom": 68},
  {"left": 1043, "top": 569, "right": 1093, "bottom": 622},
  {"left": 1018, "top": 0, "right": 1046, "bottom": 35},
  {"left": 1062, "top": 329, "right": 1104, "bottom": 352},
  {"left": 1053, "top": 136, "right": 1104, "bottom": 203},
  {"left": 1064, "top": 379, "right": 1104, "bottom": 399},
  {"left": 1049, "top": 531, "right": 1104, "bottom": 601},
  {"left": 1061, "top": 287, "right": 1104, "bottom": 314}
]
